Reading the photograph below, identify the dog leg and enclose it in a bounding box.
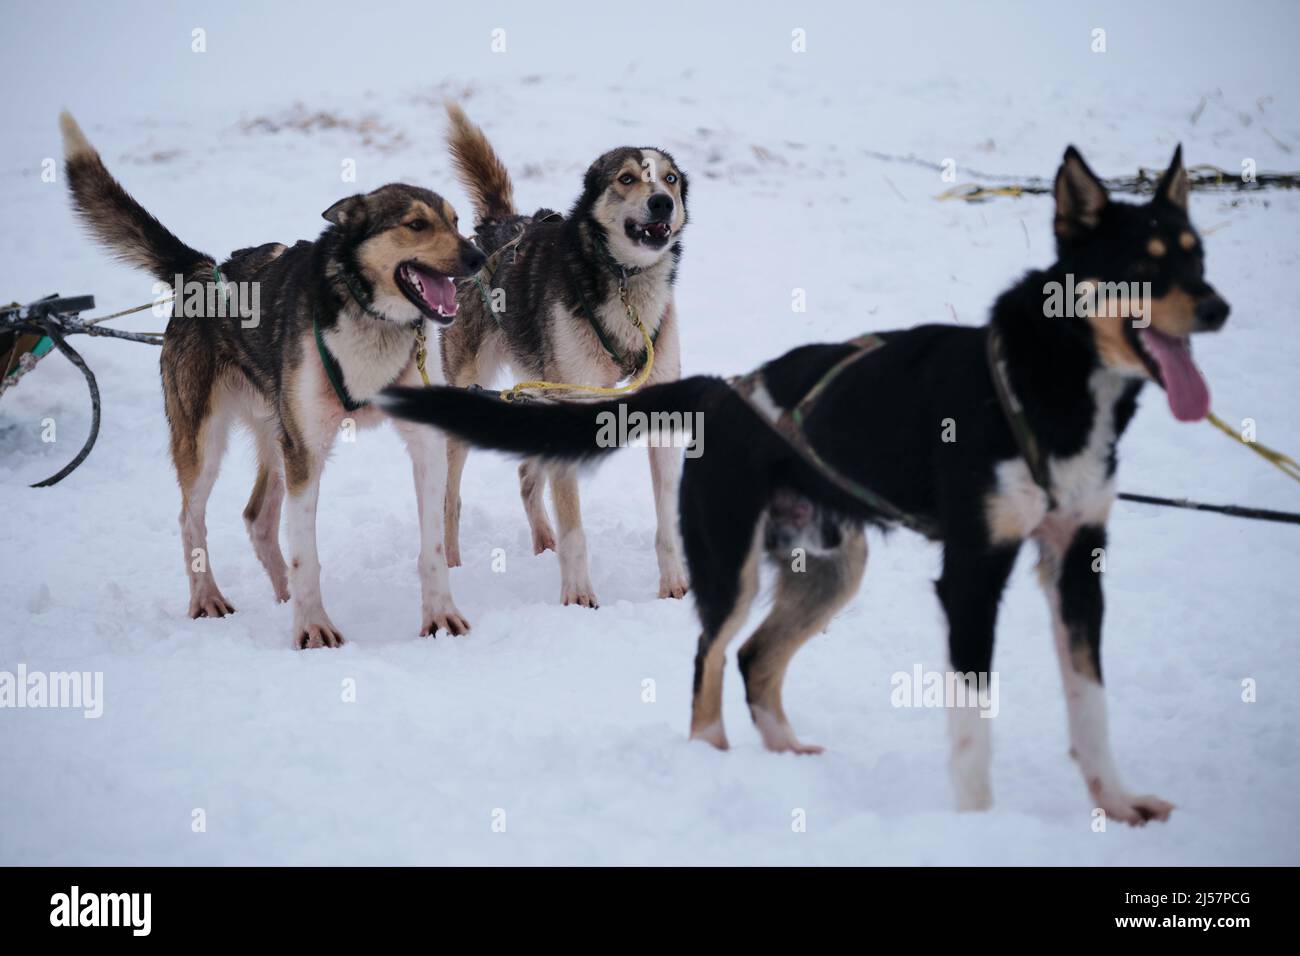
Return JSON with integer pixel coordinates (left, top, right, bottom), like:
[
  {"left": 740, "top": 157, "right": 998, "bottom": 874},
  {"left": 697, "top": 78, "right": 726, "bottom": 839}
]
[
  {"left": 937, "top": 543, "right": 1019, "bottom": 811},
  {"left": 642, "top": 307, "right": 689, "bottom": 598},
  {"left": 738, "top": 527, "right": 866, "bottom": 754},
  {"left": 649, "top": 443, "right": 689, "bottom": 599},
  {"left": 178, "top": 409, "right": 235, "bottom": 619},
  {"left": 282, "top": 444, "right": 343, "bottom": 649},
  {"left": 443, "top": 437, "right": 468, "bottom": 567},
  {"left": 395, "top": 419, "right": 470, "bottom": 637},
  {"left": 519, "top": 458, "right": 557, "bottom": 554},
  {"left": 1039, "top": 526, "right": 1173, "bottom": 826},
  {"left": 242, "top": 423, "right": 289, "bottom": 603},
  {"left": 550, "top": 464, "right": 597, "bottom": 607},
  {"left": 688, "top": 534, "right": 762, "bottom": 750}
]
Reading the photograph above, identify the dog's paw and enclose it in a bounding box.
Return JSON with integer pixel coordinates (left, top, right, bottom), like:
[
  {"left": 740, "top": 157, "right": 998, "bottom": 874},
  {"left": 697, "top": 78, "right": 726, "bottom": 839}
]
[
  {"left": 421, "top": 604, "right": 471, "bottom": 637},
  {"left": 189, "top": 588, "right": 236, "bottom": 619},
  {"left": 1097, "top": 792, "right": 1174, "bottom": 826},
  {"left": 561, "top": 584, "right": 599, "bottom": 608},
  {"left": 658, "top": 570, "right": 690, "bottom": 600},
  {"left": 445, "top": 547, "right": 462, "bottom": 569},
  {"left": 689, "top": 720, "right": 730, "bottom": 751},
  {"left": 294, "top": 618, "right": 344, "bottom": 649},
  {"left": 532, "top": 524, "right": 557, "bottom": 555},
  {"left": 270, "top": 576, "right": 290, "bottom": 604},
  {"left": 752, "top": 706, "right": 823, "bottom": 755}
]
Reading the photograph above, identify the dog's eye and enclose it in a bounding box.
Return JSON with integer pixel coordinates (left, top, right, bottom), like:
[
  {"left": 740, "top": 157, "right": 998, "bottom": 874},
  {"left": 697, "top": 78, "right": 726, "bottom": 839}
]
[
  {"left": 665, "top": 173, "right": 678, "bottom": 184},
  {"left": 407, "top": 219, "right": 428, "bottom": 232},
  {"left": 617, "top": 173, "right": 636, "bottom": 186}
]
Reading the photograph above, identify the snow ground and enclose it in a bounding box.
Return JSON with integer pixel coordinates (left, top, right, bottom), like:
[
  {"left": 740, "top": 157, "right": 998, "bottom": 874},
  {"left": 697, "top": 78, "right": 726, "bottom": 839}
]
[{"left": 1, "top": 1, "right": 1298, "bottom": 865}]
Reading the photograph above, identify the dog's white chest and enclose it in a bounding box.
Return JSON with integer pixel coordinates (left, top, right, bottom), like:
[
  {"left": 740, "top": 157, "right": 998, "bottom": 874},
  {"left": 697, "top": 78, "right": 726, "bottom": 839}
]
[
  {"left": 985, "top": 370, "right": 1125, "bottom": 543},
  {"left": 325, "top": 313, "right": 419, "bottom": 402}
]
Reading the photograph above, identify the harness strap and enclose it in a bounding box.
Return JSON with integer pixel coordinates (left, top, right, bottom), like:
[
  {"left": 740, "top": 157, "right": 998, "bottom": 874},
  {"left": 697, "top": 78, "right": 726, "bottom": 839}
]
[
  {"left": 731, "top": 334, "right": 938, "bottom": 538},
  {"left": 470, "top": 221, "right": 661, "bottom": 372},
  {"left": 985, "top": 326, "right": 1058, "bottom": 509}
]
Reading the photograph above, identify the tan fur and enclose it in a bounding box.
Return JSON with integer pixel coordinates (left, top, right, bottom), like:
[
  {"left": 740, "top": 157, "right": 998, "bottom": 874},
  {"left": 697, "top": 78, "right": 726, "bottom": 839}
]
[
  {"left": 1086, "top": 312, "right": 1147, "bottom": 374},
  {"left": 357, "top": 203, "right": 465, "bottom": 303},
  {"left": 58, "top": 111, "right": 94, "bottom": 159},
  {"left": 1146, "top": 237, "right": 1167, "bottom": 257},
  {"left": 1147, "top": 287, "right": 1199, "bottom": 337},
  {"left": 445, "top": 102, "right": 515, "bottom": 221},
  {"left": 737, "top": 528, "right": 867, "bottom": 754},
  {"left": 689, "top": 526, "right": 764, "bottom": 749},
  {"left": 1179, "top": 230, "right": 1197, "bottom": 250}
]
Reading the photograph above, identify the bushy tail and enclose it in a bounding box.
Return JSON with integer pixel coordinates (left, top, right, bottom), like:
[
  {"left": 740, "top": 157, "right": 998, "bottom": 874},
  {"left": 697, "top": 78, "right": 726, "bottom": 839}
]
[
  {"left": 445, "top": 102, "right": 516, "bottom": 224},
  {"left": 59, "top": 111, "right": 210, "bottom": 283},
  {"left": 381, "top": 377, "right": 727, "bottom": 461}
]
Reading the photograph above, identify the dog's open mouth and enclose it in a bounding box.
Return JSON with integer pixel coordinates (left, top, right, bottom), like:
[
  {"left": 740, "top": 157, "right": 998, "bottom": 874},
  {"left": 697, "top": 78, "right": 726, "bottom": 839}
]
[
  {"left": 1129, "top": 325, "right": 1210, "bottom": 422},
  {"left": 625, "top": 218, "right": 671, "bottom": 247},
  {"left": 396, "top": 262, "right": 458, "bottom": 323}
]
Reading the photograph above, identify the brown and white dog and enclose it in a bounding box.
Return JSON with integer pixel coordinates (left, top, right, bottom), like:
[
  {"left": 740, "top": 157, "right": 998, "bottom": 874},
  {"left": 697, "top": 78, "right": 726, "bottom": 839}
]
[
  {"left": 438, "top": 104, "right": 690, "bottom": 607},
  {"left": 59, "top": 112, "right": 485, "bottom": 647}
]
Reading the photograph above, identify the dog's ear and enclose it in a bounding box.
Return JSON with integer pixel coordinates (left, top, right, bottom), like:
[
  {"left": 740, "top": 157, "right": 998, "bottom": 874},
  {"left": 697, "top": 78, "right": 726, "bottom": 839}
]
[
  {"left": 1054, "top": 146, "right": 1109, "bottom": 239},
  {"left": 1154, "top": 144, "right": 1189, "bottom": 211},
  {"left": 582, "top": 160, "right": 604, "bottom": 199},
  {"left": 322, "top": 194, "right": 368, "bottom": 230}
]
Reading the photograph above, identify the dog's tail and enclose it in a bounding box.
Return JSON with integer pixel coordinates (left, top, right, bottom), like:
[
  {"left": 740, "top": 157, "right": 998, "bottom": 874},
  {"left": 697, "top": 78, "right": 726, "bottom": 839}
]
[
  {"left": 59, "top": 111, "right": 211, "bottom": 283},
  {"left": 381, "top": 377, "right": 727, "bottom": 462},
  {"left": 445, "top": 102, "right": 516, "bottom": 224}
]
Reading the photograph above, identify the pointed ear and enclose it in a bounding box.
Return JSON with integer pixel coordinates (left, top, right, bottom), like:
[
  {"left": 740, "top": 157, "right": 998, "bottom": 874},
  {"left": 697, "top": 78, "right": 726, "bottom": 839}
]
[
  {"left": 1054, "top": 146, "right": 1109, "bottom": 239},
  {"left": 322, "top": 194, "right": 368, "bottom": 229},
  {"left": 1155, "top": 144, "right": 1189, "bottom": 210}
]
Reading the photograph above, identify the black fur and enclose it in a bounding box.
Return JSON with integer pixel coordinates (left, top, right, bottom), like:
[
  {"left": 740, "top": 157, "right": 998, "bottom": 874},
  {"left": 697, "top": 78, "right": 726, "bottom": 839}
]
[{"left": 386, "top": 145, "right": 1229, "bottom": 804}]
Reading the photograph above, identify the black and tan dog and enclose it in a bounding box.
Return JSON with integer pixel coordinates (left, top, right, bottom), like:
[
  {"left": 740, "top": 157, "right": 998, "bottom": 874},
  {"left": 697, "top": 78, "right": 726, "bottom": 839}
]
[
  {"left": 386, "top": 146, "right": 1229, "bottom": 823},
  {"left": 59, "top": 112, "right": 485, "bottom": 648},
  {"left": 439, "top": 104, "right": 690, "bottom": 607}
]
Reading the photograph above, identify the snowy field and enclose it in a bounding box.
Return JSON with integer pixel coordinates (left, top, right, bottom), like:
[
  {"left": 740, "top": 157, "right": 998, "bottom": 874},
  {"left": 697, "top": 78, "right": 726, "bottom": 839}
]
[{"left": 2, "top": 1, "right": 1298, "bottom": 865}]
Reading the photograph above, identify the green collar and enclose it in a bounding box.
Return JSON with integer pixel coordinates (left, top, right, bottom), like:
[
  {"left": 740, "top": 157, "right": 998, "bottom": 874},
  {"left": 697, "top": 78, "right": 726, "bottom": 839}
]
[
  {"left": 317, "top": 269, "right": 427, "bottom": 411},
  {"left": 339, "top": 268, "right": 387, "bottom": 320},
  {"left": 313, "top": 315, "right": 366, "bottom": 412}
]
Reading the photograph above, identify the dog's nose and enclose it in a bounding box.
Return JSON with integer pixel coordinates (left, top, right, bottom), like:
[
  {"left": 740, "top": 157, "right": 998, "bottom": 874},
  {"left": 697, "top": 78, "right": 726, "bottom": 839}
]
[
  {"left": 647, "top": 193, "right": 674, "bottom": 219},
  {"left": 461, "top": 244, "right": 487, "bottom": 273},
  {"left": 1195, "top": 294, "right": 1230, "bottom": 331}
]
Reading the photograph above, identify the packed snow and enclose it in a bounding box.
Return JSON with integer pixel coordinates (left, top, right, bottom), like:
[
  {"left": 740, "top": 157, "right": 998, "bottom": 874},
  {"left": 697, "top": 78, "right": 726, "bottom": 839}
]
[{"left": 1, "top": 1, "right": 1297, "bottom": 864}]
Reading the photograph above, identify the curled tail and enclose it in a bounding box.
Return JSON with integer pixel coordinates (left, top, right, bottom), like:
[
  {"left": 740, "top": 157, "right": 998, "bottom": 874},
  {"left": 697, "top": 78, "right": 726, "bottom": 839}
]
[
  {"left": 445, "top": 102, "right": 516, "bottom": 225},
  {"left": 381, "top": 377, "right": 728, "bottom": 462},
  {"left": 59, "top": 111, "right": 210, "bottom": 283}
]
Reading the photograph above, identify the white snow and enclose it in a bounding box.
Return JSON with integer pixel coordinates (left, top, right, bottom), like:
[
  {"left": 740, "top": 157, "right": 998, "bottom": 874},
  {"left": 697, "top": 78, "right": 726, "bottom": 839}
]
[{"left": 1, "top": 0, "right": 1298, "bottom": 865}]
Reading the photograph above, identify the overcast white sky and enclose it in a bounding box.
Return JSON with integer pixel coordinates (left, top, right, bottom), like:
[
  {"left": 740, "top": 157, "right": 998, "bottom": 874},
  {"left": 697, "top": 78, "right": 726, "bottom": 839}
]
[{"left": 3, "top": 0, "right": 1296, "bottom": 142}]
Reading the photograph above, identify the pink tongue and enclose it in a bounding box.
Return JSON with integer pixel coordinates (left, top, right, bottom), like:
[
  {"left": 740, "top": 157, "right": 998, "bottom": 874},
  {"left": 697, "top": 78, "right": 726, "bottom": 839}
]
[
  {"left": 416, "top": 270, "right": 458, "bottom": 316},
  {"left": 1139, "top": 328, "right": 1210, "bottom": 422}
]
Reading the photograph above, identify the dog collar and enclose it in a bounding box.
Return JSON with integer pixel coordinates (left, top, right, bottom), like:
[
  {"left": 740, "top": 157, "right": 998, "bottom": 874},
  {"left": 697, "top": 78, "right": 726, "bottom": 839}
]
[
  {"left": 338, "top": 268, "right": 388, "bottom": 321},
  {"left": 313, "top": 313, "right": 367, "bottom": 412},
  {"left": 592, "top": 233, "right": 643, "bottom": 286}
]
